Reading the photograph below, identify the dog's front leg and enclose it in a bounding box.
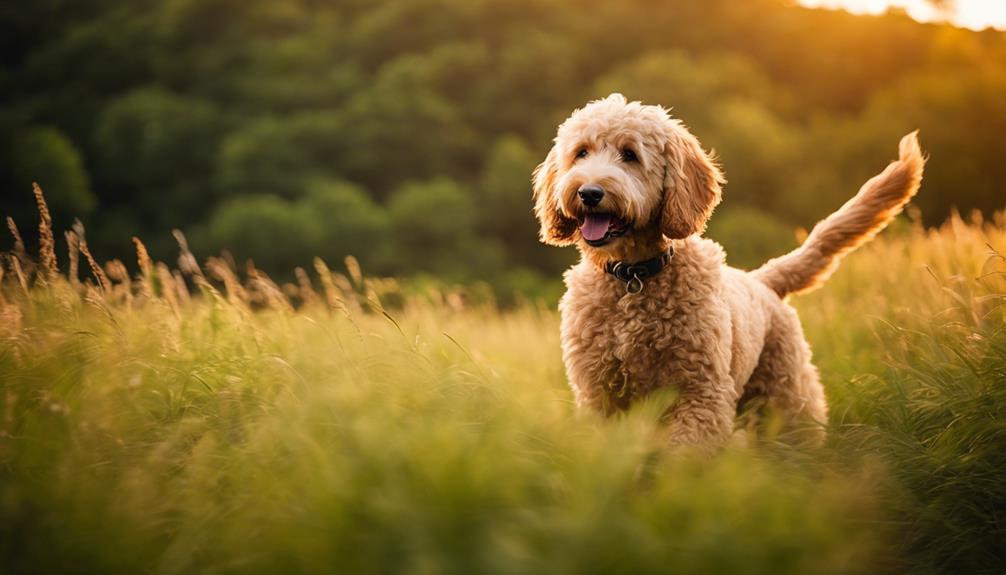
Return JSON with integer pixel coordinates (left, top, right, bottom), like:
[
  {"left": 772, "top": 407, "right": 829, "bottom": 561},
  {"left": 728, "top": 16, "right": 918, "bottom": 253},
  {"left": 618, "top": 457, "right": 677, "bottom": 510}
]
[
  {"left": 661, "top": 380, "right": 737, "bottom": 449},
  {"left": 659, "top": 327, "right": 737, "bottom": 449}
]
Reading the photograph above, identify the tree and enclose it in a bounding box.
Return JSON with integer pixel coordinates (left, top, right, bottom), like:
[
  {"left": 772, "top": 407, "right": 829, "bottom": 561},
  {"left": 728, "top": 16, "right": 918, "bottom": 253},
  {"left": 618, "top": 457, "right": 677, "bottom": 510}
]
[
  {"left": 478, "top": 135, "right": 571, "bottom": 272},
  {"left": 387, "top": 178, "right": 503, "bottom": 278},
  {"left": 595, "top": 50, "right": 784, "bottom": 137},
  {"left": 197, "top": 194, "right": 320, "bottom": 273},
  {"left": 0, "top": 126, "right": 94, "bottom": 231},
  {"left": 334, "top": 49, "right": 483, "bottom": 194},
  {"left": 302, "top": 179, "right": 390, "bottom": 270},
  {"left": 93, "top": 88, "right": 223, "bottom": 227},
  {"left": 214, "top": 117, "right": 326, "bottom": 200}
]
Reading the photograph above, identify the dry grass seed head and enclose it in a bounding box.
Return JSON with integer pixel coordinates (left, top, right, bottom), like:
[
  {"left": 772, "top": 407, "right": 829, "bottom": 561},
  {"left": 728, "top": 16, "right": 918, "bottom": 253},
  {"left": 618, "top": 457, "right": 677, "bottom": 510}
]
[
  {"left": 32, "top": 183, "right": 58, "bottom": 284},
  {"left": 246, "top": 265, "right": 292, "bottom": 312},
  {"left": 132, "top": 237, "right": 154, "bottom": 300},
  {"left": 334, "top": 273, "right": 363, "bottom": 314},
  {"left": 312, "top": 257, "right": 349, "bottom": 313},
  {"left": 83, "top": 283, "right": 119, "bottom": 331},
  {"left": 206, "top": 257, "right": 248, "bottom": 306},
  {"left": 65, "top": 230, "right": 80, "bottom": 288},
  {"left": 8, "top": 254, "right": 30, "bottom": 296},
  {"left": 172, "top": 270, "right": 191, "bottom": 306},
  {"left": 104, "top": 259, "right": 128, "bottom": 284},
  {"left": 6, "top": 217, "right": 28, "bottom": 270},
  {"left": 282, "top": 282, "right": 300, "bottom": 304},
  {"left": 294, "top": 266, "right": 318, "bottom": 306},
  {"left": 104, "top": 259, "right": 132, "bottom": 306},
  {"left": 156, "top": 262, "right": 180, "bottom": 315},
  {"left": 345, "top": 255, "right": 363, "bottom": 288},
  {"left": 172, "top": 229, "right": 205, "bottom": 279},
  {"left": 73, "top": 220, "right": 109, "bottom": 294}
]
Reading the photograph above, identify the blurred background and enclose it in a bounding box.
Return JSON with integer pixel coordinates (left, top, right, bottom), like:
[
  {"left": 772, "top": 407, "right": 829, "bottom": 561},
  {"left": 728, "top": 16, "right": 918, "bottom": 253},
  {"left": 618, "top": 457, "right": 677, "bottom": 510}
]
[{"left": 1, "top": 0, "right": 1004, "bottom": 301}]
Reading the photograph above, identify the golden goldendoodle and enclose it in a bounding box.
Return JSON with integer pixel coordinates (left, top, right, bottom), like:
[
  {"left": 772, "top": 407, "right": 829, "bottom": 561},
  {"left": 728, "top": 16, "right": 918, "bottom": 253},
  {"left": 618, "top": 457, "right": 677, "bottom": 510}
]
[{"left": 533, "top": 93, "right": 924, "bottom": 447}]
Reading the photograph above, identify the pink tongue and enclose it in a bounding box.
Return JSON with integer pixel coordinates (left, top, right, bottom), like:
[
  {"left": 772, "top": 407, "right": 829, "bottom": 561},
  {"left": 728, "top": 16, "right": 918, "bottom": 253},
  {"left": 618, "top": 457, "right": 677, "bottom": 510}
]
[{"left": 580, "top": 213, "right": 613, "bottom": 241}]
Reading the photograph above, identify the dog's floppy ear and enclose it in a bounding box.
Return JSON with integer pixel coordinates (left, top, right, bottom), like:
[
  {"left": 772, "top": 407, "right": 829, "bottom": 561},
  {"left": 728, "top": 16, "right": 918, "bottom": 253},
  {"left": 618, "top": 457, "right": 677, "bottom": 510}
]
[
  {"left": 659, "top": 123, "right": 724, "bottom": 240},
  {"left": 532, "top": 146, "right": 578, "bottom": 246}
]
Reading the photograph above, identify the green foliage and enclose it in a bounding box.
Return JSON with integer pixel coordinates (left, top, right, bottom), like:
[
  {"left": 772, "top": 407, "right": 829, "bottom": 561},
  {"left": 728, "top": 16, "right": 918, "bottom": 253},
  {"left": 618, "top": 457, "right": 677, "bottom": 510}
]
[
  {"left": 595, "top": 50, "right": 784, "bottom": 135},
  {"left": 478, "top": 135, "right": 558, "bottom": 269},
  {"left": 93, "top": 88, "right": 223, "bottom": 226},
  {"left": 0, "top": 126, "right": 94, "bottom": 227},
  {"left": 797, "top": 216, "right": 1006, "bottom": 574},
  {"left": 387, "top": 178, "right": 504, "bottom": 278},
  {"left": 847, "top": 298, "right": 1006, "bottom": 573},
  {"left": 857, "top": 61, "right": 1006, "bottom": 224},
  {"left": 705, "top": 99, "right": 802, "bottom": 216},
  {"left": 199, "top": 194, "right": 319, "bottom": 272},
  {"left": 197, "top": 179, "right": 390, "bottom": 273},
  {"left": 388, "top": 179, "right": 476, "bottom": 247},
  {"left": 303, "top": 179, "right": 390, "bottom": 270},
  {"left": 705, "top": 205, "right": 798, "bottom": 270},
  {"left": 479, "top": 135, "right": 535, "bottom": 238},
  {"left": 214, "top": 115, "right": 339, "bottom": 200},
  {"left": 335, "top": 47, "right": 484, "bottom": 192},
  {"left": 481, "top": 30, "right": 581, "bottom": 139}
]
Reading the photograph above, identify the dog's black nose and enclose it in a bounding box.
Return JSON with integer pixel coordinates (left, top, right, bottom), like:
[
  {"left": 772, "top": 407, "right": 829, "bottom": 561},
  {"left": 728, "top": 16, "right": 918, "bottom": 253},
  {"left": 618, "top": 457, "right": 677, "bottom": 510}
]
[{"left": 577, "top": 185, "right": 604, "bottom": 207}]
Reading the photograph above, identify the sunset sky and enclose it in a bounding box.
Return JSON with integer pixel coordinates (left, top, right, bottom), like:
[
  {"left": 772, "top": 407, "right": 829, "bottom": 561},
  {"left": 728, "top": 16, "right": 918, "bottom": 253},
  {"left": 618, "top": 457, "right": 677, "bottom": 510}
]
[{"left": 797, "top": 0, "right": 1006, "bottom": 30}]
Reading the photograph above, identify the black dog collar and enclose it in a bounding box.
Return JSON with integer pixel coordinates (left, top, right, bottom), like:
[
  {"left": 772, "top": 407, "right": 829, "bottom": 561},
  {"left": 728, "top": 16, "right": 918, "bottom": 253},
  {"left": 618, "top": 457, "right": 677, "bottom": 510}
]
[{"left": 604, "top": 247, "right": 674, "bottom": 294}]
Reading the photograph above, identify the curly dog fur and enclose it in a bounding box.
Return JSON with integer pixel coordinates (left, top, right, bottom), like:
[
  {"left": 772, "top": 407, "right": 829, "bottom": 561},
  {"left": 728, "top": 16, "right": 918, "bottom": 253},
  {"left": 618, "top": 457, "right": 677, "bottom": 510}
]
[{"left": 533, "top": 93, "right": 925, "bottom": 447}]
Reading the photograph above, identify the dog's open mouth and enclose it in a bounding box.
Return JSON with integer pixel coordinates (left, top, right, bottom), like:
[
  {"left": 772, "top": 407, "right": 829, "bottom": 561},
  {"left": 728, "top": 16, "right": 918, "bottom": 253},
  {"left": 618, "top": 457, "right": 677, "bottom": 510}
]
[{"left": 579, "top": 213, "right": 630, "bottom": 246}]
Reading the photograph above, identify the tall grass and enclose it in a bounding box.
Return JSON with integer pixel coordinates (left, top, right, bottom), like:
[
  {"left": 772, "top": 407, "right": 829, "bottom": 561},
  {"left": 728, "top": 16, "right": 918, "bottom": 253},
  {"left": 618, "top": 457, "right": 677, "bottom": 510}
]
[{"left": 1, "top": 189, "right": 1004, "bottom": 574}]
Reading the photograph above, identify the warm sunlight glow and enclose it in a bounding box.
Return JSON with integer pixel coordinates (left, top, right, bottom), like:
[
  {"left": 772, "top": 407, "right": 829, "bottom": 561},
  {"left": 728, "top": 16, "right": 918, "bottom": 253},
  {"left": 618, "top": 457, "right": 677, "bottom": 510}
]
[{"left": 798, "top": 0, "right": 1006, "bottom": 30}]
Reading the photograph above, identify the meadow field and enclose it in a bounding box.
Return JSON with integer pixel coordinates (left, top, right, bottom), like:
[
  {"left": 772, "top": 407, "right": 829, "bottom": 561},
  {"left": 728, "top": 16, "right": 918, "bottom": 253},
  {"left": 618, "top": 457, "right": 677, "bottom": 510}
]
[{"left": 1, "top": 191, "right": 1004, "bottom": 574}]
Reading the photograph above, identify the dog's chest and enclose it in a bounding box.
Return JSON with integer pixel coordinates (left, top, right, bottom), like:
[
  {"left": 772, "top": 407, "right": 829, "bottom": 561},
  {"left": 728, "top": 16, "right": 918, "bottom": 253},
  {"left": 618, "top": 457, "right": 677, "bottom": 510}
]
[
  {"left": 568, "top": 277, "right": 687, "bottom": 399},
  {"left": 559, "top": 239, "right": 729, "bottom": 411},
  {"left": 611, "top": 293, "right": 676, "bottom": 368}
]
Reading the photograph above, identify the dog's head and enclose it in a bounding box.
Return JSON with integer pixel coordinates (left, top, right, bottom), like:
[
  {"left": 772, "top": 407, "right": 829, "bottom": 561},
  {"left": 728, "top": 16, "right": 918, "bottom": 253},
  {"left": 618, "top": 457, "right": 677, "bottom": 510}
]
[{"left": 532, "top": 93, "right": 723, "bottom": 259}]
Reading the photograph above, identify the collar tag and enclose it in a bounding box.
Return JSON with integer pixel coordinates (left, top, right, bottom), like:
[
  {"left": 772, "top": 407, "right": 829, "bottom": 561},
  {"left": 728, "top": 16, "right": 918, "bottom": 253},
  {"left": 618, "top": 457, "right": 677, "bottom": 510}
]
[{"left": 626, "top": 274, "right": 644, "bottom": 294}]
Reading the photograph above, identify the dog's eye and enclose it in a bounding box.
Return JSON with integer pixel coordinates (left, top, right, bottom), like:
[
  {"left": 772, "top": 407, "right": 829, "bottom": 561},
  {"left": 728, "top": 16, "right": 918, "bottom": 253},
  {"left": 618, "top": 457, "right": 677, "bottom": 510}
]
[
  {"left": 621, "top": 148, "right": 638, "bottom": 163},
  {"left": 575, "top": 148, "right": 588, "bottom": 159}
]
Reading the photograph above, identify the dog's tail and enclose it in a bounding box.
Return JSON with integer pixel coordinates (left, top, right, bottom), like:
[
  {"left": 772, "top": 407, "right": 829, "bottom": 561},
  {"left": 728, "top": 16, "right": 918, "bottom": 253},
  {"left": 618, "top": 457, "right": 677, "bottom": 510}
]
[{"left": 753, "top": 131, "right": 925, "bottom": 298}]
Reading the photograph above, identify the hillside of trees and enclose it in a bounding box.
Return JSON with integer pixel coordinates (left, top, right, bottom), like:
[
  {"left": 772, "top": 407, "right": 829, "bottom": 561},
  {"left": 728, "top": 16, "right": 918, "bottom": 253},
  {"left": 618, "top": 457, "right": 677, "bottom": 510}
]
[{"left": 2, "top": 0, "right": 1005, "bottom": 295}]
